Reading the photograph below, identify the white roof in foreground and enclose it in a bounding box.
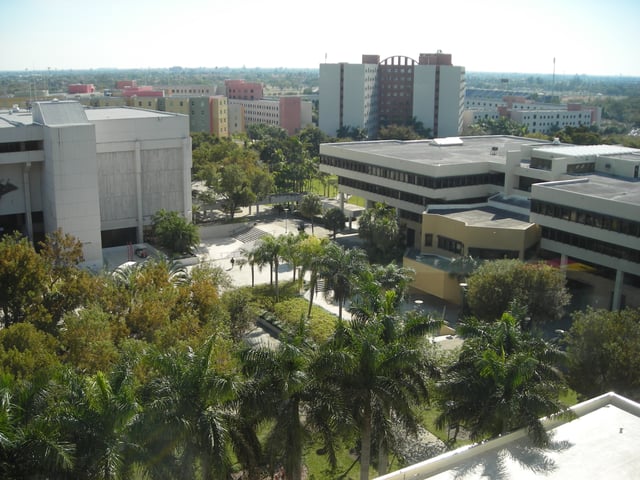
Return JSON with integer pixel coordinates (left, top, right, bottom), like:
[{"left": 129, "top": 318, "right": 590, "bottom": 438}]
[{"left": 375, "top": 392, "right": 640, "bottom": 480}]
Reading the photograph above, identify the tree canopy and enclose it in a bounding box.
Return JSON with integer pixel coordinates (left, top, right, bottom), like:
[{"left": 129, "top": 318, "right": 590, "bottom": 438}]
[
  {"left": 465, "top": 259, "right": 571, "bottom": 325},
  {"left": 565, "top": 307, "right": 640, "bottom": 400}
]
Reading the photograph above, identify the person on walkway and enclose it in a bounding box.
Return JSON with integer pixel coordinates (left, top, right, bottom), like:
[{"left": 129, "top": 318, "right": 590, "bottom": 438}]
[{"left": 230, "top": 257, "right": 235, "bottom": 269}]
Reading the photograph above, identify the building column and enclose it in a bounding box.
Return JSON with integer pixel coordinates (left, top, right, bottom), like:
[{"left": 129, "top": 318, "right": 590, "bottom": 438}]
[
  {"left": 560, "top": 253, "right": 568, "bottom": 276},
  {"left": 183, "top": 137, "right": 192, "bottom": 221},
  {"left": 134, "top": 141, "right": 143, "bottom": 243},
  {"left": 22, "top": 162, "right": 33, "bottom": 243},
  {"left": 612, "top": 269, "right": 624, "bottom": 311}
]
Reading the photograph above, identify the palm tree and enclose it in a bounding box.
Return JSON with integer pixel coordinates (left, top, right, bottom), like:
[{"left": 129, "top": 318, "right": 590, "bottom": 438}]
[
  {"left": 240, "top": 326, "right": 313, "bottom": 480},
  {"left": 239, "top": 245, "right": 259, "bottom": 287},
  {"left": 61, "top": 366, "right": 141, "bottom": 480},
  {"left": 436, "top": 312, "right": 568, "bottom": 446},
  {"left": 319, "top": 243, "right": 368, "bottom": 321},
  {"left": 299, "top": 193, "right": 322, "bottom": 235},
  {"left": 313, "top": 314, "right": 436, "bottom": 480},
  {"left": 348, "top": 271, "right": 441, "bottom": 476},
  {"left": 253, "top": 234, "right": 284, "bottom": 301},
  {"left": 298, "top": 236, "right": 330, "bottom": 318},
  {"left": 0, "top": 373, "right": 75, "bottom": 478},
  {"left": 138, "top": 338, "right": 239, "bottom": 479},
  {"left": 279, "top": 233, "right": 305, "bottom": 284}
]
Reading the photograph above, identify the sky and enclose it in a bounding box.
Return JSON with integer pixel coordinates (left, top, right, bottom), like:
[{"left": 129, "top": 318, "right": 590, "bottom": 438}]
[{"left": 2, "top": 0, "right": 639, "bottom": 76}]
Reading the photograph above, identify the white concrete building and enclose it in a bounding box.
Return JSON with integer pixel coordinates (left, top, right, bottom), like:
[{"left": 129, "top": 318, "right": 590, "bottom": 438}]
[
  {"left": 320, "top": 53, "right": 465, "bottom": 139},
  {"left": 227, "top": 97, "right": 313, "bottom": 136},
  {"left": 0, "top": 101, "right": 192, "bottom": 269},
  {"left": 319, "top": 137, "right": 640, "bottom": 310},
  {"left": 375, "top": 392, "right": 640, "bottom": 480}
]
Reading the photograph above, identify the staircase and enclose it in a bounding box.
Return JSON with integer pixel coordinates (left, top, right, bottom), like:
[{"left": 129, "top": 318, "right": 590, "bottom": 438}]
[{"left": 233, "top": 227, "right": 268, "bottom": 243}]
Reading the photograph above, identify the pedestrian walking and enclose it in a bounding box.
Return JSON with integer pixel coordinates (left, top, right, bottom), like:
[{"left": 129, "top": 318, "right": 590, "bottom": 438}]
[{"left": 230, "top": 257, "right": 235, "bottom": 269}]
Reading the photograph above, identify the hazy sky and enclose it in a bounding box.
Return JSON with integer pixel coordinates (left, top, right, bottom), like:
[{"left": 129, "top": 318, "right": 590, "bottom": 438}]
[{"left": 2, "top": 0, "right": 639, "bottom": 76}]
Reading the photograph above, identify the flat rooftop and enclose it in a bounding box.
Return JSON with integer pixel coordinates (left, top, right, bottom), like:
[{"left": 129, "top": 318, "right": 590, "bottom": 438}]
[
  {"left": 321, "top": 136, "right": 549, "bottom": 167},
  {"left": 376, "top": 393, "right": 640, "bottom": 480},
  {"left": 534, "top": 144, "right": 640, "bottom": 158},
  {"left": 0, "top": 103, "right": 175, "bottom": 128},
  {"left": 535, "top": 174, "right": 640, "bottom": 206},
  {"left": 428, "top": 206, "right": 533, "bottom": 229},
  {"left": 85, "top": 107, "right": 175, "bottom": 121}
]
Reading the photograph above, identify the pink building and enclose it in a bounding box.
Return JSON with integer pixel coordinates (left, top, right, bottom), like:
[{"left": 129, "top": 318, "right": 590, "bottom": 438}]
[
  {"left": 279, "top": 97, "right": 302, "bottom": 135},
  {"left": 68, "top": 84, "right": 95, "bottom": 94},
  {"left": 225, "top": 80, "right": 264, "bottom": 100},
  {"left": 116, "top": 80, "right": 137, "bottom": 89},
  {"left": 121, "top": 86, "right": 164, "bottom": 98}
]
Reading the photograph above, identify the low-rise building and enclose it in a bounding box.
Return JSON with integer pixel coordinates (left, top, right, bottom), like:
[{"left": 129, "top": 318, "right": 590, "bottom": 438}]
[
  {"left": 319, "top": 136, "right": 640, "bottom": 309},
  {"left": 0, "top": 101, "right": 192, "bottom": 269}
]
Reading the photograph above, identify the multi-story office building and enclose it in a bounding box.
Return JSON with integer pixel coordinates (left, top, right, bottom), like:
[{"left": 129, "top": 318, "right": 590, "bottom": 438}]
[
  {"left": 319, "top": 52, "right": 465, "bottom": 139},
  {"left": 319, "top": 137, "right": 640, "bottom": 310},
  {"left": 0, "top": 101, "right": 192, "bottom": 269},
  {"left": 159, "top": 85, "right": 218, "bottom": 97},
  {"left": 184, "top": 96, "right": 229, "bottom": 137},
  {"left": 464, "top": 88, "right": 601, "bottom": 134},
  {"left": 228, "top": 96, "right": 312, "bottom": 135},
  {"left": 224, "top": 80, "right": 264, "bottom": 100}
]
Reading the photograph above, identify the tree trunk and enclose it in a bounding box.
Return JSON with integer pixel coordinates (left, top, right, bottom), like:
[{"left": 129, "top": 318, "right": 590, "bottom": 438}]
[
  {"left": 377, "top": 435, "right": 389, "bottom": 477},
  {"left": 360, "top": 404, "right": 372, "bottom": 480},
  {"left": 307, "top": 273, "right": 316, "bottom": 319}
]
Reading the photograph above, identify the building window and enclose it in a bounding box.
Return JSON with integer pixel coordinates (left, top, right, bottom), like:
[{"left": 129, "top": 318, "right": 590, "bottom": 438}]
[{"left": 424, "top": 234, "right": 433, "bottom": 247}]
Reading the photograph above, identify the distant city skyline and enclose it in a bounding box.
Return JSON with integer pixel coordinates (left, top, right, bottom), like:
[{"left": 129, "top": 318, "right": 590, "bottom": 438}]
[{"left": 2, "top": 0, "right": 639, "bottom": 77}]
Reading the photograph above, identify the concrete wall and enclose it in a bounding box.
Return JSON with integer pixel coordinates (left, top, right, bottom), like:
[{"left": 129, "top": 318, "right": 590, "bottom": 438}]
[
  {"left": 413, "top": 66, "right": 436, "bottom": 134},
  {"left": 41, "top": 123, "right": 103, "bottom": 266},
  {"left": 319, "top": 63, "right": 342, "bottom": 136}
]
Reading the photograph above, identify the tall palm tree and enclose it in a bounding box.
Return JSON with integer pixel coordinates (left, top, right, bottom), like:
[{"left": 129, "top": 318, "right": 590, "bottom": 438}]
[
  {"left": 313, "top": 316, "right": 435, "bottom": 480},
  {"left": 319, "top": 243, "right": 368, "bottom": 321},
  {"left": 348, "top": 271, "right": 441, "bottom": 476},
  {"left": 61, "top": 366, "right": 141, "bottom": 480},
  {"left": 239, "top": 245, "right": 259, "bottom": 287},
  {"left": 253, "top": 234, "right": 284, "bottom": 301},
  {"left": 240, "top": 326, "right": 314, "bottom": 480},
  {"left": 138, "top": 338, "right": 239, "bottom": 479},
  {"left": 436, "top": 312, "right": 568, "bottom": 446},
  {"left": 298, "top": 236, "right": 330, "bottom": 318},
  {"left": 299, "top": 193, "right": 322, "bottom": 235},
  {"left": 0, "top": 373, "right": 75, "bottom": 478}
]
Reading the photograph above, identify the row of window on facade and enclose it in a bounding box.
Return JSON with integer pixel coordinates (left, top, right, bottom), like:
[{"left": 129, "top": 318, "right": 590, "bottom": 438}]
[
  {"left": 322, "top": 156, "right": 504, "bottom": 188},
  {"left": 532, "top": 199, "right": 640, "bottom": 237},
  {"left": 542, "top": 228, "right": 640, "bottom": 264}
]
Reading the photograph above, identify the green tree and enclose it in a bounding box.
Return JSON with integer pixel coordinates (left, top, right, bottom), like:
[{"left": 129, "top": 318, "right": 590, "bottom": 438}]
[
  {"left": 347, "top": 271, "right": 440, "bottom": 476},
  {"left": 436, "top": 313, "right": 568, "bottom": 446},
  {"left": 62, "top": 367, "right": 141, "bottom": 480},
  {"left": 377, "top": 124, "right": 420, "bottom": 140},
  {"left": 298, "top": 236, "right": 330, "bottom": 319},
  {"left": 240, "top": 327, "right": 314, "bottom": 480},
  {"left": 138, "top": 338, "right": 239, "bottom": 479},
  {"left": 38, "top": 229, "right": 97, "bottom": 335},
  {"left": 313, "top": 307, "right": 437, "bottom": 480},
  {"left": 151, "top": 209, "right": 199, "bottom": 256},
  {"left": 0, "top": 233, "right": 47, "bottom": 328},
  {"left": 465, "top": 259, "right": 571, "bottom": 326},
  {"left": 300, "top": 193, "right": 322, "bottom": 234},
  {"left": 358, "top": 203, "right": 403, "bottom": 263},
  {"left": 60, "top": 305, "right": 120, "bottom": 374},
  {"left": 322, "top": 207, "right": 346, "bottom": 239},
  {"left": 0, "top": 322, "right": 61, "bottom": 380},
  {"left": 0, "top": 373, "right": 75, "bottom": 478},
  {"left": 565, "top": 307, "right": 640, "bottom": 400},
  {"left": 253, "top": 234, "right": 284, "bottom": 301},
  {"left": 319, "top": 243, "right": 367, "bottom": 321}
]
